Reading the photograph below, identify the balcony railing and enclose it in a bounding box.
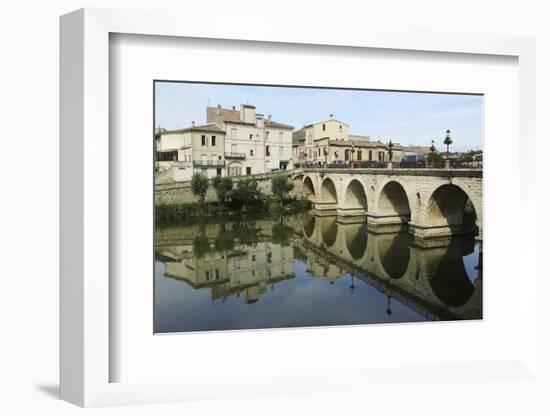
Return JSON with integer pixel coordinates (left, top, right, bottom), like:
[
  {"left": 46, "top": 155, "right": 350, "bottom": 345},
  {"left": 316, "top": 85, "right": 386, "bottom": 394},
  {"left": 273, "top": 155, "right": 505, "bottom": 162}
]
[
  {"left": 224, "top": 152, "right": 246, "bottom": 159},
  {"left": 193, "top": 160, "right": 225, "bottom": 167},
  {"left": 155, "top": 160, "right": 192, "bottom": 168}
]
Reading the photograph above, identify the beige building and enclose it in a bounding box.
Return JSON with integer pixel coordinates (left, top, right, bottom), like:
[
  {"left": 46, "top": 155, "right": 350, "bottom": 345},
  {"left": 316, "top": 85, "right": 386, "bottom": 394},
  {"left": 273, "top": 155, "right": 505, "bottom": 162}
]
[
  {"left": 156, "top": 122, "right": 226, "bottom": 180},
  {"left": 207, "top": 104, "right": 294, "bottom": 175},
  {"left": 293, "top": 119, "right": 399, "bottom": 167}
]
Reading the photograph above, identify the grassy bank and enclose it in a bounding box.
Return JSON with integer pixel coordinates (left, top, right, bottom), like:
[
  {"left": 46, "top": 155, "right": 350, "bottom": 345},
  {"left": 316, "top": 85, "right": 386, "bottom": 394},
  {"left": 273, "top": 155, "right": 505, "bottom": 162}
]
[{"left": 155, "top": 196, "right": 312, "bottom": 225}]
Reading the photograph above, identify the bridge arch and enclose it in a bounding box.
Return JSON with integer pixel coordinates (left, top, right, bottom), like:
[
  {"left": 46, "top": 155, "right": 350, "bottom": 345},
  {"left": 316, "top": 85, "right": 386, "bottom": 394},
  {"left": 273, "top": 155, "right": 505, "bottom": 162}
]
[
  {"left": 424, "top": 184, "right": 478, "bottom": 232},
  {"left": 377, "top": 232, "right": 412, "bottom": 279},
  {"left": 319, "top": 177, "right": 338, "bottom": 204},
  {"left": 292, "top": 174, "right": 304, "bottom": 193},
  {"left": 303, "top": 176, "right": 315, "bottom": 198},
  {"left": 376, "top": 180, "right": 411, "bottom": 219},
  {"left": 342, "top": 223, "right": 368, "bottom": 260},
  {"left": 426, "top": 241, "right": 477, "bottom": 307},
  {"left": 343, "top": 179, "right": 368, "bottom": 210},
  {"left": 302, "top": 215, "right": 316, "bottom": 238},
  {"left": 320, "top": 217, "right": 338, "bottom": 247}
]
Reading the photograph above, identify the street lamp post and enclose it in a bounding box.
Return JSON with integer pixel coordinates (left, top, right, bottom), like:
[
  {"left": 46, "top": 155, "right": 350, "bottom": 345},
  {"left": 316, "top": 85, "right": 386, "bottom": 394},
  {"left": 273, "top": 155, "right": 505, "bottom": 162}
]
[
  {"left": 429, "top": 139, "right": 436, "bottom": 168},
  {"left": 350, "top": 144, "right": 356, "bottom": 169},
  {"left": 444, "top": 129, "right": 453, "bottom": 169},
  {"left": 387, "top": 139, "right": 394, "bottom": 169},
  {"left": 323, "top": 146, "right": 328, "bottom": 169}
]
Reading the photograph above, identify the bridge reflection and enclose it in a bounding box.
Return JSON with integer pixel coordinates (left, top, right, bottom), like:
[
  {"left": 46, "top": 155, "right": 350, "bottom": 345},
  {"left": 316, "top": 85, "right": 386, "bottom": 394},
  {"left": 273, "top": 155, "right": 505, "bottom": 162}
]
[{"left": 296, "top": 214, "right": 482, "bottom": 320}]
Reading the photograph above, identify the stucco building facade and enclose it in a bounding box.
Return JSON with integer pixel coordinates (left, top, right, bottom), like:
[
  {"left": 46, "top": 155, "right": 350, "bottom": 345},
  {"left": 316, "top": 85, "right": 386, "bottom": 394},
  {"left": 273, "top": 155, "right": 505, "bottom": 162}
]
[
  {"left": 292, "top": 119, "right": 400, "bottom": 167},
  {"left": 207, "top": 104, "right": 294, "bottom": 175},
  {"left": 156, "top": 122, "right": 226, "bottom": 180}
]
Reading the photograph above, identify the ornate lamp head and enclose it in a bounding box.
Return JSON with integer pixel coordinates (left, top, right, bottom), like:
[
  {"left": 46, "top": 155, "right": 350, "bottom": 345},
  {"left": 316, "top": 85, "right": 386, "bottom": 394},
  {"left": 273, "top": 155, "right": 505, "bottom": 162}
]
[{"left": 444, "top": 129, "right": 453, "bottom": 146}]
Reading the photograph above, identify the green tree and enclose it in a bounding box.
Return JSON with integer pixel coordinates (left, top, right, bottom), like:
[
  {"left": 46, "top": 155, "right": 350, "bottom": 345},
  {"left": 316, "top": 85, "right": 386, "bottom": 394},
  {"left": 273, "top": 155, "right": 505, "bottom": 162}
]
[
  {"left": 191, "top": 173, "right": 209, "bottom": 204},
  {"left": 271, "top": 174, "right": 294, "bottom": 207},
  {"left": 211, "top": 175, "right": 233, "bottom": 206},
  {"left": 230, "top": 178, "right": 266, "bottom": 212},
  {"left": 459, "top": 149, "right": 482, "bottom": 162}
]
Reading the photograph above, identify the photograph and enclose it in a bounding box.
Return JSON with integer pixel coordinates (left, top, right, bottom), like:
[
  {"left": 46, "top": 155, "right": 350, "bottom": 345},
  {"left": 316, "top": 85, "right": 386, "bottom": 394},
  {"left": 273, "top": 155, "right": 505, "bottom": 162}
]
[{"left": 153, "top": 81, "right": 483, "bottom": 333}]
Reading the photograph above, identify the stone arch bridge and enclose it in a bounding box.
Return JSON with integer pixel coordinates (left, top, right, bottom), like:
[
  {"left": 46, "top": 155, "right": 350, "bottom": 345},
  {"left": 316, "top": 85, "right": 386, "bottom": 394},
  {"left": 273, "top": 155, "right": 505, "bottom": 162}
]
[{"left": 290, "top": 168, "right": 483, "bottom": 240}]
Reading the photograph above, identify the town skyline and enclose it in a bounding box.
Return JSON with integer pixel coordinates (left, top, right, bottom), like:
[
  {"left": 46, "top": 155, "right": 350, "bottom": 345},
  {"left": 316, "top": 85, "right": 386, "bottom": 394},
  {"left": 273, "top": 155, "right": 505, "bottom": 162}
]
[{"left": 155, "top": 82, "right": 483, "bottom": 152}]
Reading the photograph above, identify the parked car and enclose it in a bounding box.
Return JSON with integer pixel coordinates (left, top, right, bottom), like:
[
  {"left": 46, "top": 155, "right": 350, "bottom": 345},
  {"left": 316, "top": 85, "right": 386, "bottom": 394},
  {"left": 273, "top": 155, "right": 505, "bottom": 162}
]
[
  {"left": 355, "top": 160, "right": 385, "bottom": 168},
  {"left": 399, "top": 154, "right": 426, "bottom": 168},
  {"left": 328, "top": 160, "right": 345, "bottom": 168},
  {"left": 449, "top": 159, "right": 464, "bottom": 168}
]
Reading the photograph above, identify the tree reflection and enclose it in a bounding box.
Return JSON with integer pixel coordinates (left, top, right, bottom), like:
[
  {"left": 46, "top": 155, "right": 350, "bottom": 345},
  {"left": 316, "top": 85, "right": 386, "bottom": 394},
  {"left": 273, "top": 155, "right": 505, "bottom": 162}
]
[{"left": 272, "top": 222, "right": 294, "bottom": 247}]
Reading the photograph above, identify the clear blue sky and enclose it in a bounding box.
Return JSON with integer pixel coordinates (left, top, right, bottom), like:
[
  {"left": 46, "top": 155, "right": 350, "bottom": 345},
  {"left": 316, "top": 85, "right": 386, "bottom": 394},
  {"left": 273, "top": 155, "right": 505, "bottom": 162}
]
[{"left": 155, "top": 82, "right": 483, "bottom": 152}]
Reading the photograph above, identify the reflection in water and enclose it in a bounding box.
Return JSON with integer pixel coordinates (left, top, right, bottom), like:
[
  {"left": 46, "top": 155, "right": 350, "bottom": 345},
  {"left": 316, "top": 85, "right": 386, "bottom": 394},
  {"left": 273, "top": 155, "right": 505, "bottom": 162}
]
[
  {"left": 378, "top": 232, "right": 411, "bottom": 279},
  {"left": 426, "top": 239, "right": 476, "bottom": 307},
  {"left": 320, "top": 217, "right": 338, "bottom": 247},
  {"left": 155, "top": 213, "right": 482, "bottom": 333},
  {"left": 345, "top": 223, "right": 368, "bottom": 260}
]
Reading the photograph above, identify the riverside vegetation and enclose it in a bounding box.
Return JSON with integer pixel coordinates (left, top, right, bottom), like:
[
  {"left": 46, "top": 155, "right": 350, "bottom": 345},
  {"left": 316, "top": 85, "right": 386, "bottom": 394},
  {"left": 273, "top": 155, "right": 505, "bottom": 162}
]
[{"left": 156, "top": 173, "right": 312, "bottom": 224}]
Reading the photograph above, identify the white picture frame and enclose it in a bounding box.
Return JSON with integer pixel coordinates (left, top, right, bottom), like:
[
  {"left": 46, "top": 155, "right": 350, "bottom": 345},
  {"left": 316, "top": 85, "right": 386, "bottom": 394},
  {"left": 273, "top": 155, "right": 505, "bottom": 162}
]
[{"left": 60, "top": 7, "right": 538, "bottom": 407}]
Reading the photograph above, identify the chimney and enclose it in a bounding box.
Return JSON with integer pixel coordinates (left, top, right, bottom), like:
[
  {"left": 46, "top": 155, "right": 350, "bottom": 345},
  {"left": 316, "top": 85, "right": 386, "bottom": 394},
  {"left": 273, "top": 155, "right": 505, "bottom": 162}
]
[
  {"left": 216, "top": 104, "right": 221, "bottom": 115},
  {"left": 192, "top": 121, "right": 196, "bottom": 127},
  {"left": 268, "top": 114, "right": 272, "bottom": 122}
]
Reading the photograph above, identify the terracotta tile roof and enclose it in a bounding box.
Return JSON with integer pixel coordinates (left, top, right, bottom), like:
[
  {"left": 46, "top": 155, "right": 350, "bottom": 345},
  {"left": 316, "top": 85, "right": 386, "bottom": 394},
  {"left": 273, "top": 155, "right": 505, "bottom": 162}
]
[
  {"left": 303, "top": 119, "right": 349, "bottom": 128},
  {"left": 206, "top": 105, "right": 293, "bottom": 129},
  {"left": 328, "top": 139, "right": 385, "bottom": 148},
  {"left": 265, "top": 120, "right": 294, "bottom": 130},
  {"left": 206, "top": 106, "right": 241, "bottom": 123}
]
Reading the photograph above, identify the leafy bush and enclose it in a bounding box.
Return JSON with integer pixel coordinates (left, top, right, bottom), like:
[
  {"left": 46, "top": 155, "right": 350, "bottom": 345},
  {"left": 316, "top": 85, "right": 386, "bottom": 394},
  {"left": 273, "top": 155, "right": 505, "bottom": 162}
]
[
  {"left": 228, "top": 178, "right": 267, "bottom": 212},
  {"left": 271, "top": 174, "right": 294, "bottom": 207},
  {"left": 212, "top": 175, "right": 233, "bottom": 205},
  {"left": 155, "top": 203, "right": 219, "bottom": 224},
  {"left": 191, "top": 173, "right": 209, "bottom": 203}
]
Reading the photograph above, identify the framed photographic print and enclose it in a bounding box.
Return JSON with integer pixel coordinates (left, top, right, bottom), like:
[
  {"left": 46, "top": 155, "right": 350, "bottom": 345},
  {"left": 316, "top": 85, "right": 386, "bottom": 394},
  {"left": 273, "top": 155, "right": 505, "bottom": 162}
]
[
  {"left": 153, "top": 81, "right": 483, "bottom": 334},
  {"left": 60, "top": 7, "right": 538, "bottom": 408}
]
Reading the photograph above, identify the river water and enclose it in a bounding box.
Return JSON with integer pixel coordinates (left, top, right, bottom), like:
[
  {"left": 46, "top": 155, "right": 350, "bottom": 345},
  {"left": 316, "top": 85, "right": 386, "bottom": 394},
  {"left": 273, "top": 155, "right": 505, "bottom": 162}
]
[{"left": 154, "top": 213, "right": 482, "bottom": 333}]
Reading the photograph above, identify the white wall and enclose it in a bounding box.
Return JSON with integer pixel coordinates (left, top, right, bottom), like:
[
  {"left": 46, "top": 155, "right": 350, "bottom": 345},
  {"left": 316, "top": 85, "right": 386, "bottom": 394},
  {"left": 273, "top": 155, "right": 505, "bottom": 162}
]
[
  {"left": 265, "top": 127, "right": 292, "bottom": 170},
  {"left": 225, "top": 123, "right": 266, "bottom": 174},
  {"left": 1, "top": 1, "right": 549, "bottom": 416}
]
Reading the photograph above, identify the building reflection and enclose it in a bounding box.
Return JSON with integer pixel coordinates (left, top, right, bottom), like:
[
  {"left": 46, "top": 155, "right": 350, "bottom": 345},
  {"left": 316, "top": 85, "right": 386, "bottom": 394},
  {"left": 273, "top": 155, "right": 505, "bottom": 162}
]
[{"left": 156, "top": 221, "right": 295, "bottom": 304}]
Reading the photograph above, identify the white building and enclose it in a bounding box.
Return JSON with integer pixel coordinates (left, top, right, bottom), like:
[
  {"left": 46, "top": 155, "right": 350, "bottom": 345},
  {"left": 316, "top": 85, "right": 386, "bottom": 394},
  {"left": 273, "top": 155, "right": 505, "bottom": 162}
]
[
  {"left": 155, "top": 122, "right": 226, "bottom": 182},
  {"left": 207, "top": 104, "right": 294, "bottom": 176}
]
